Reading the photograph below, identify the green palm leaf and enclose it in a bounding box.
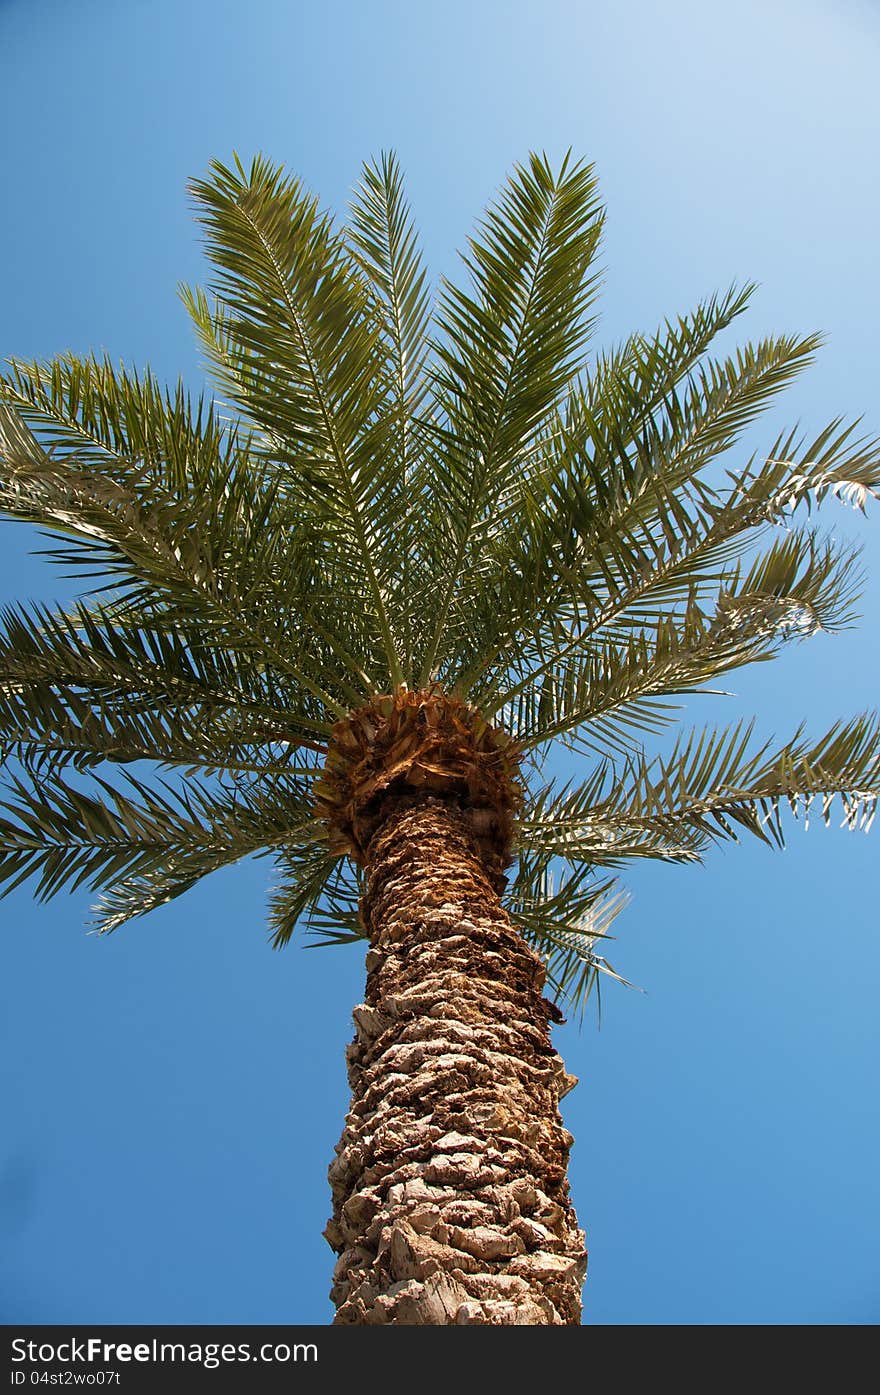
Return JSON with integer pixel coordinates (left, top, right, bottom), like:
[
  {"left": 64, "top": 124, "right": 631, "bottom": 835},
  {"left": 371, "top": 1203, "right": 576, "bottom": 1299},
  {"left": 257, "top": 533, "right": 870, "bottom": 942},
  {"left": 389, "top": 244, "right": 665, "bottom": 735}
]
[
  {"left": 506, "top": 852, "right": 630, "bottom": 1018},
  {"left": 268, "top": 840, "right": 363, "bottom": 949},
  {"left": 0, "top": 765, "right": 312, "bottom": 923},
  {"left": 417, "top": 151, "right": 604, "bottom": 684},
  {"left": 519, "top": 714, "right": 880, "bottom": 867},
  {"left": 185, "top": 155, "right": 406, "bottom": 686}
]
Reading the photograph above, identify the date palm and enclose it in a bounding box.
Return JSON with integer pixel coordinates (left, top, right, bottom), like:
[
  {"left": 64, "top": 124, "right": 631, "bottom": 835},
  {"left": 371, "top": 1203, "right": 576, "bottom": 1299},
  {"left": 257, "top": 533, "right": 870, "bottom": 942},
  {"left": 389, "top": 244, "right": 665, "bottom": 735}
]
[{"left": 1, "top": 151, "right": 878, "bottom": 1325}]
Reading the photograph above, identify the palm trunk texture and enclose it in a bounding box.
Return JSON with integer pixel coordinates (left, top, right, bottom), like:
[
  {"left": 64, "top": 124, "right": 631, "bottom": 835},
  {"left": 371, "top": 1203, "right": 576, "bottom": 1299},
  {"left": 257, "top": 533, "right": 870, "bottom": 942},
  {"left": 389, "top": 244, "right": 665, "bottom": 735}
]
[{"left": 325, "top": 796, "right": 587, "bottom": 1325}]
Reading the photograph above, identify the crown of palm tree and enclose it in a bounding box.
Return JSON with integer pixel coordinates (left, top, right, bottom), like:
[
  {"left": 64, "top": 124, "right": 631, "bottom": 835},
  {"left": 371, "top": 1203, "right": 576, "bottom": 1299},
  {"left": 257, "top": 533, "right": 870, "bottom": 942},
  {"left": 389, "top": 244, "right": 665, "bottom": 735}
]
[{"left": 1, "top": 151, "right": 878, "bottom": 1014}]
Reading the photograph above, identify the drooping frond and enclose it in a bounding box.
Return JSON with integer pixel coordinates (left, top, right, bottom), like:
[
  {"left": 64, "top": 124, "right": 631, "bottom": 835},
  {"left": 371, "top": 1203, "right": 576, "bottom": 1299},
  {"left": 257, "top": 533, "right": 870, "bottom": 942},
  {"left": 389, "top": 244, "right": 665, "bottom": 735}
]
[
  {"left": 0, "top": 366, "right": 355, "bottom": 717},
  {"left": 0, "top": 599, "right": 331, "bottom": 770},
  {"left": 0, "top": 765, "right": 313, "bottom": 931},
  {"left": 268, "top": 841, "right": 364, "bottom": 950},
  {"left": 506, "top": 852, "right": 630, "bottom": 1018},
  {"left": 519, "top": 714, "right": 880, "bottom": 868},
  {"left": 490, "top": 528, "right": 864, "bottom": 760},
  {"left": 0, "top": 356, "right": 265, "bottom": 596}
]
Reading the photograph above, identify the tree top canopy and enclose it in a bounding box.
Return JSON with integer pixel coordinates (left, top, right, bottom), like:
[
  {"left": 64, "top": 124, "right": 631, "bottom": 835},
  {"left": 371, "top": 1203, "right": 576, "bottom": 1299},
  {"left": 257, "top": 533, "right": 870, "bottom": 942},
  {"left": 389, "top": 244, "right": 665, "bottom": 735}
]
[{"left": 1, "top": 151, "right": 878, "bottom": 1015}]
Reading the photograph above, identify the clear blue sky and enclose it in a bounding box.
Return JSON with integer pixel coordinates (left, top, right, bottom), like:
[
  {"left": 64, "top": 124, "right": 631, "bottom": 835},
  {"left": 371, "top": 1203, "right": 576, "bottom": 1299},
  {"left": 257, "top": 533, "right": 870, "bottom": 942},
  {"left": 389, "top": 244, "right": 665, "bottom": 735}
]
[{"left": 1, "top": 0, "right": 878, "bottom": 1325}]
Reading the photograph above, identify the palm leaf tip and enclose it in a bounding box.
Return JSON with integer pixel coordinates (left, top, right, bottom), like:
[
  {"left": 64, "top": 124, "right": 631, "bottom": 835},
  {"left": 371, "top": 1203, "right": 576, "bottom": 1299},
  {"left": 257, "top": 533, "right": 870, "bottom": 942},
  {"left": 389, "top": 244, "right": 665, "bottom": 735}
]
[
  {"left": 506, "top": 850, "right": 633, "bottom": 1018},
  {"left": 519, "top": 712, "right": 880, "bottom": 876},
  {"left": 268, "top": 840, "right": 363, "bottom": 949}
]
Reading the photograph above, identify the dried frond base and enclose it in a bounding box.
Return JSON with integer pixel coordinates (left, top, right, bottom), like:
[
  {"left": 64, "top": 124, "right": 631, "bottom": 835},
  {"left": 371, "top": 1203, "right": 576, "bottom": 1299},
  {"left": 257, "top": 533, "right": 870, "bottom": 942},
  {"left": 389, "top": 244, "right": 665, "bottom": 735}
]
[{"left": 313, "top": 687, "right": 522, "bottom": 872}]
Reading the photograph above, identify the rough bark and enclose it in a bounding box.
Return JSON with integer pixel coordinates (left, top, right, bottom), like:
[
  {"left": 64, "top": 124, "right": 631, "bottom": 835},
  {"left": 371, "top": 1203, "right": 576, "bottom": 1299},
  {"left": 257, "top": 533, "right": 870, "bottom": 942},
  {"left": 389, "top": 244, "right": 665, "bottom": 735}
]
[{"left": 325, "top": 796, "right": 587, "bottom": 1325}]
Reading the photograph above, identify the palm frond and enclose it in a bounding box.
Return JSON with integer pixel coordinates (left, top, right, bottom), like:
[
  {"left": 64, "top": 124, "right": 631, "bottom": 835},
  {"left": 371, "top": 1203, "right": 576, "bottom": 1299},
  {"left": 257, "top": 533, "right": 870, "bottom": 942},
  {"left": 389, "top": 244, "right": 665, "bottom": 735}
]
[
  {"left": 347, "top": 150, "right": 432, "bottom": 427},
  {"left": 186, "top": 154, "right": 407, "bottom": 685},
  {"left": 506, "top": 851, "right": 631, "bottom": 1019},
  {"left": 417, "top": 151, "right": 604, "bottom": 684},
  {"left": 0, "top": 764, "right": 313, "bottom": 926},
  {"left": 0, "top": 367, "right": 355, "bottom": 716},
  {"left": 519, "top": 713, "right": 880, "bottom": 869},
  {"left": 441, "top": 329, "right": 830, "bottom": 696},
  {"left": 474, "top": 422, "right": 878, "bottom": 739},
  {"left": 489, "top": 528, "right": 863, "bottom": 759},
  {"left": 268, "top": 841, "right": 363, "bottom": 949},
  {"left": 347, "top": 152, "right": 433, "bottom": 676},
  {"left": 0, "top": 599, "right": 333, "bottom": 766},
  {"left": 583, "top": 282, "right": 757, "bottom": 431}
]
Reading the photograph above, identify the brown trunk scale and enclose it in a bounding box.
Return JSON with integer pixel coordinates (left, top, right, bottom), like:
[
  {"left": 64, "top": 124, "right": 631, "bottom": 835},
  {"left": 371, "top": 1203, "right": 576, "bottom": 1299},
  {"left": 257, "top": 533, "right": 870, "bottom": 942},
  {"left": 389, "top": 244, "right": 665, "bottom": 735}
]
[{"left": 324, "top": 794, "right": 588, "bottom": 1325}]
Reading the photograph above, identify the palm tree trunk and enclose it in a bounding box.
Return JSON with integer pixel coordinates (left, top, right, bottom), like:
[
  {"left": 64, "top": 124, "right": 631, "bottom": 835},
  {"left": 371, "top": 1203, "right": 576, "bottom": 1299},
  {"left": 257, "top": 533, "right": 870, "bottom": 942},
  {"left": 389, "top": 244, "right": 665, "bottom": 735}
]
[{"left": 325, "top": 795, "right": 587, "bottom": 1325}]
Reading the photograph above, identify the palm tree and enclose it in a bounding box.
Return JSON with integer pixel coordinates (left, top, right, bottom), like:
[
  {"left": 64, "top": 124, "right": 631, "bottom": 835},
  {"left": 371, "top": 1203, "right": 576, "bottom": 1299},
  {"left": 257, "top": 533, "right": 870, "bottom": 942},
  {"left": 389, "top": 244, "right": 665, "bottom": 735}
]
[{"left": 0, "top": 151, "right": 878, "bottom": 1326}]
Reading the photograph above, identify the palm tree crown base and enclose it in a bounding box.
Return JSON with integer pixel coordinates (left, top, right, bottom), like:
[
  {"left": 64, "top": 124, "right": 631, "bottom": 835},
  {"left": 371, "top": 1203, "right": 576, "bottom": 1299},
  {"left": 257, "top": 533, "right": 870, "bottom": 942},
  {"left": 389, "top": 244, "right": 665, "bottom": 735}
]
[{"left": 313, "top": 686, "right": 523, "bottom": 874}]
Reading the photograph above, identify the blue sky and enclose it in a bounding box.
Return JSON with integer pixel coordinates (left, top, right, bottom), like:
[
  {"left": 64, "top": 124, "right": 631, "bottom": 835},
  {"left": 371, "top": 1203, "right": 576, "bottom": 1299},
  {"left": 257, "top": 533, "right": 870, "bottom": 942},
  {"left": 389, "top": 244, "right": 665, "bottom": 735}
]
[{"left": 1, "top": 0, "right": 878, "bottom": 1324}]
